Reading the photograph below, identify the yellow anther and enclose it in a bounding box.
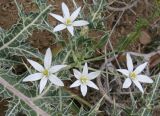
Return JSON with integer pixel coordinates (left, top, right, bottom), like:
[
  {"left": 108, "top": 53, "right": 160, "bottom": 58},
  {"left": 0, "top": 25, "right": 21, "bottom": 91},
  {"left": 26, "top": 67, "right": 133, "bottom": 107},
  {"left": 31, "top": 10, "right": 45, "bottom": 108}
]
[
  {"left": 130, "top": 72, "right": 136, "bottom": 79},
  {"left": 80, "top": 76, "right": 89, "bottom": 84},
  {"left": 42, "top": 69, "right": 49, "bottom": 76},
  {"left": 66, "top": 18, "right": 72, "bottom": 25}
]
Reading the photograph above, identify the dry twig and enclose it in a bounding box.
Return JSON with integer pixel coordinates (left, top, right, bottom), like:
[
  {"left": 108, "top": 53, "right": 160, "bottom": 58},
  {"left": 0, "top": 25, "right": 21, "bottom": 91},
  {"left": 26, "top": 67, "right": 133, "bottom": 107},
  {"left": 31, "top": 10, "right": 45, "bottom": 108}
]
[
  {"left": 107, "top": 0, "right": 140, "bottom": 12},
  {"left": 96, "top": 63, "right": 124, "bottom": 108},
  {"left": 0, "top": 76, "right": 49, "bottom": 116}
]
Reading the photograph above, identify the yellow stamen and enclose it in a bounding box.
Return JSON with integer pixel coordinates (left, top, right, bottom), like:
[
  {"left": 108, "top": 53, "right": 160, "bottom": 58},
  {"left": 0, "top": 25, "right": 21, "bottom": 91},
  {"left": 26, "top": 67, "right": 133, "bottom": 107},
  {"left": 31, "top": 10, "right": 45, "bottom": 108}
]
[
  {"left": 80, "top": 76, "right": 89, "bottom": 84},
  {"left": 130, "top": 72, "right": 136, "bottom": 79},
  {"left": 42, "top": 69, "right": 49, "bottom": 76},
  {"left": 66, "top": 18, "right": 72, "bottom": 25}
]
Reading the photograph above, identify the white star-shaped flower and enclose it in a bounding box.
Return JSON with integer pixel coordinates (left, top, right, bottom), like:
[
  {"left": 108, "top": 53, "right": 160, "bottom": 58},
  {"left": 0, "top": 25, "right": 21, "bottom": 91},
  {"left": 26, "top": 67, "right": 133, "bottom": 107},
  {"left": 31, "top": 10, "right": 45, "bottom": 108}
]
[
  {"left": 23, "top": 48, "right": 67, "bottom": 94},
  {"left": 70, "top": 63, "right": 100, "bottom": 96},
  {"left": 117, "top": 53, "right": 153, "bottom": 93},
  {"left": 49, "top": 2, "right": 89, "bottom": 36}
]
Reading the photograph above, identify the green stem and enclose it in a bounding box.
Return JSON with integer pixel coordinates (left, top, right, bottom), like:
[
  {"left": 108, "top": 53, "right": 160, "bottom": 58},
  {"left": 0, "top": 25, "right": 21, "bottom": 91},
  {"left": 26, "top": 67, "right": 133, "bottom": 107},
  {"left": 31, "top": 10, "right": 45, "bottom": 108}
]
[
  {"left": 84, "top": 51, "right": 116, "bottom": 63},
  {"left": 91, "top": 0, "right": 103, "bottom": 22},
  {"left": 32, "top": 83, "right": 52, "bottom": 101},
  {"left": 59, "top": 88, "right": 62, "bottom": 112},
  {"left": 141, "top": 75, "right": 160, "bottom": 116},
  {"left": 63, "top": 50, "right": 71, "bottom": 64},
  {"left": 64, "top": 87, "right": 92, "bottom": 108}
]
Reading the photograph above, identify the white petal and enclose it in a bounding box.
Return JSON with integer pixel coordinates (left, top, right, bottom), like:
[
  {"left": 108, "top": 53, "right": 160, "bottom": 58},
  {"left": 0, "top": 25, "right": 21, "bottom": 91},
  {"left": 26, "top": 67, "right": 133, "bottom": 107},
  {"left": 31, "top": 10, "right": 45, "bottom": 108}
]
[
  {"left": 137, "top": 75, "right": 153, "bottom": 83},
  {"left": 49, "top": 13, "right": 64, "bottom": 23},
  {"left": 134, "top": 62, "right": 148, "bottom": 75},
  {"left": 49, "top": 65, "right": 67, "bottom": 74},
  {"left": 27, "top": 59, "right": 44, "bottom": 72},
  {"left": 126, "top": 53, "right": 133, "bottom": 72},
  {"left": 82, "top": 63, "right": 88, "bottom": 75},
  {"left": 23, "top": 73, "right": 43, "bottom": 82},
  {"left": 87, "top": 81, "right": 99, "bottom": 90},
  {"left": 62, "top": 2, "right": 70, "bottom": 18},
  {"left": 133, "top": 80, "right": 144, "bottom": 93},
  {"left": 39, "top": 77, "right": 48, "bottom": 94},
  {"left": 80, "top": 84, "right": 87, "bottom": 96},
  {"left": 117, "top": 69, "right": 129, "bottom": 77},
  {"left": 73, "top": 69, "right": 81, "bottom": 79},
  {"left": 122, "top": 78, "right": 132, "bottom": 88},
  {"left": 70, "top": 7, "right": 81, "bottom": 21},
  {"left": 87, "top": 71, "right": 100, "bottom": 80},
  {"left": 67, "top": 26, "right": 74, "bottom": 36},
  {"left": 44, "top": 48, "right": 52, "bottom": 69},
  {"left": 72, "top": 20, "right": 89, "bottom": 26},
  {"left": 53, "top": 24, "right": 66, "bottom": 32},
  {"left": 70, "top": 80, "right": 81, "bottom": 88},
  {"left": 49, "top": 75, "right": 64, "bottom": 86}
]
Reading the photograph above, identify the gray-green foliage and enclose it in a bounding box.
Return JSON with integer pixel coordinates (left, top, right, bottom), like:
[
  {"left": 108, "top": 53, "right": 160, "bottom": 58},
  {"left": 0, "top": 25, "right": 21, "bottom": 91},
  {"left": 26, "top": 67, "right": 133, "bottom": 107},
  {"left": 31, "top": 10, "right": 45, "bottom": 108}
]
[
  {"left": 0, "top": 0, "right": 159, "bottom": 116},
  {"left": 0, "top": 0, "right": 65, "bottom": 115},
  {"left": 0, "top": 0, "right": 50, "bottom": 85},
  {"left": 0, "top": 0, "right": 105, "bottom": 115}
]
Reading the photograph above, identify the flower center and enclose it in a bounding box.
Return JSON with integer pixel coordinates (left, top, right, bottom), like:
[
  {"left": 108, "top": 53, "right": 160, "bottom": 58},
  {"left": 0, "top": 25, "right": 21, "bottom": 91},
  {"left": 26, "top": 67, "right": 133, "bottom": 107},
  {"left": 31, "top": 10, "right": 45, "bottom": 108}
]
[
  {"left": 66, "top": 18, "right": 72, "bottom": 25},
  {"left": 80, "top": 76, "right": 89, "bottom": 84},
  {"left": 129, "top": 72, "right": 136, "bottom": 79},
  {"left": 42, "top": 69, "right": 49, "bottom": 76}
]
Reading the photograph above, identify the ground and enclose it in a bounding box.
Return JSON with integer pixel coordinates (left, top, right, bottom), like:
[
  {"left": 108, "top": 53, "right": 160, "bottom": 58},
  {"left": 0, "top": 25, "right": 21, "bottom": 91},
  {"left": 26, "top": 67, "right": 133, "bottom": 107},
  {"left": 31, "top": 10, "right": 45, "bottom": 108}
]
[{"left": 0, "top": 0, "right": 160, "bottom": 115}]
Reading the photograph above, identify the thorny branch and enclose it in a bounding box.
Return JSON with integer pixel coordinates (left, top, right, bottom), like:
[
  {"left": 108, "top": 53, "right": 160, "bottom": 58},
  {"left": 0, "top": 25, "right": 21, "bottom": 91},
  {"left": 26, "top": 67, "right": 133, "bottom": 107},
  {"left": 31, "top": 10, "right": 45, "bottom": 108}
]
[{"left": 0, "top": 76, "right": 49, "bottom": 116}]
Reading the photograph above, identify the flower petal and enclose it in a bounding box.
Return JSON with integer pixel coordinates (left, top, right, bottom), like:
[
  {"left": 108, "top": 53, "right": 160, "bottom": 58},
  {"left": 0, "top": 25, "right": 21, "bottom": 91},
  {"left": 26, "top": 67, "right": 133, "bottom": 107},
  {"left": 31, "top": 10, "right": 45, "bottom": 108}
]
[
  {"left": 70, "top": 80, "right": 81, "bottom": 88},
  {"left": 87, "top": 71, "right": 100, "bottom": 80},
  {"left": 49, "top": 75, "right": 64, "bottom": 86},
  {"left": 23, "top": 73, "right": 43, "bottom": 82},
  {"left": 49, "top": 13, "right": 64, "bottom": 23},
  {"left": 62, "top": 2, "right": 70, "bottom": 18},
  {"left": 133, "top": 80, "right": 144, "bottom": 93},
  {"left": 70, "top": 7, "right": 81, "bottom": 21},
  {"left": 87, "top": 81, "right": 99, "bottom": 90},
  {"left": 82, "top": 63, "right": 88, "bottom": 75},
  {"left": 134, "top": 62, "right": 148, "bottom": 75},
  {"left": 27, "top": 59, "right": 44, "bottom": 72},
  {"left": 122, "top": 78, "right": 132, "bottom": 88},
  {"left": 137, "top": 75, "right": 153, "bottom": 83},
  {"left": 39, "top": 77, "right": 48, "bottom": 94},
  {"left": 73, "top": 69, "right": 81, "bottom": 79},
  {"left": 53, "top": 24, "right": 66, "bottom": 32},
  {"left": 49, "top": 65, "right": 67, "bottom": 74},
  {"left": 67, "top": 26, "right": 74, "bottom": 36},
  {"left": 126, "top": 53, "right": 133, "bottom": 72},
  {"left": 117, "top": 69, "right": 129, "bottom": 77},
  {"left": 44, "top": 48, "right": 52, "bottom": 69},
  {"left": 72, "top": 20, "right": 89, "bottom": 26},
  {"left": 80, "top": 84, "right": 87, "bottom": 96}
]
